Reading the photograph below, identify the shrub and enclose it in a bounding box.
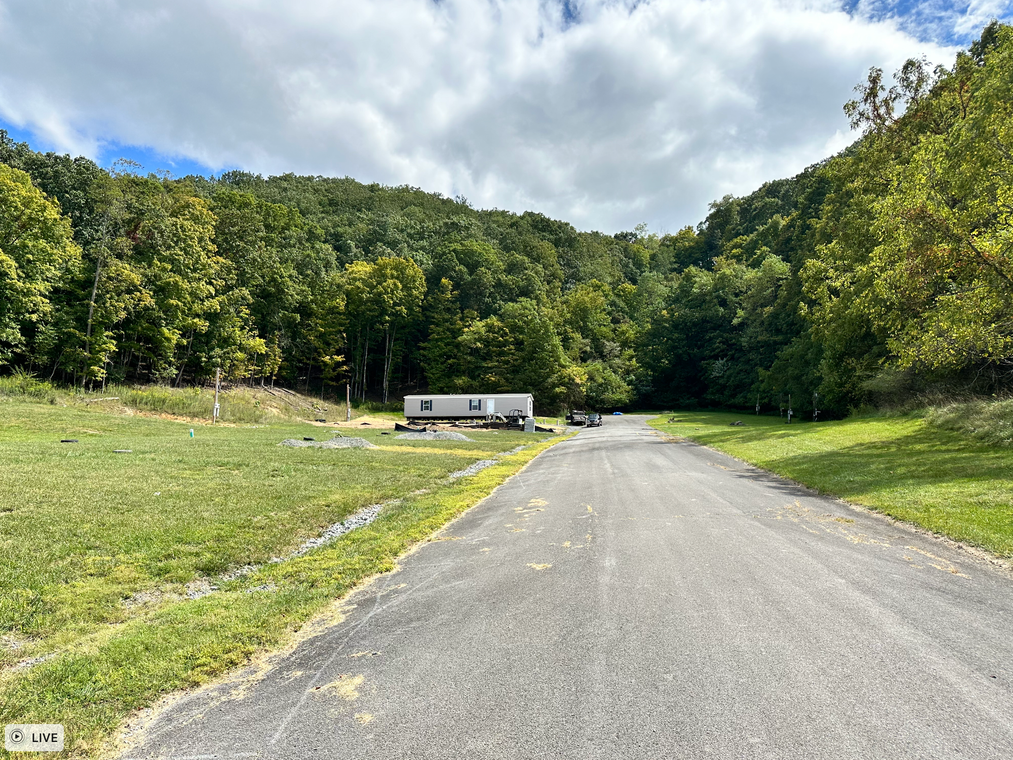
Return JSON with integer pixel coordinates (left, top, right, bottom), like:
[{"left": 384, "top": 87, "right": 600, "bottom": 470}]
[{"left": 0, "top": 370, "right": 58, "bottom": 403}]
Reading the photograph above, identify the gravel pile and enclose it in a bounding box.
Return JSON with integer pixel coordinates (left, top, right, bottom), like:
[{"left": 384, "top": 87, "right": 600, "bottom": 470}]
[
  {"left": 448, "top": 459, "right": 498, "bottom": 479},
  {"left": 279, "top": 436, "right": 376, "bottom": 449},
  {"left": 395, "top": 431, "right": 474, "bottom": 441}
]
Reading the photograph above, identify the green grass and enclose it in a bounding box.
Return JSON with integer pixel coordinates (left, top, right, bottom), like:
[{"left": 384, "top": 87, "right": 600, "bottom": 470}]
[
  {"left": 0, "top": 397, "right": 560, "bottom": 757},
  {"left": 649, "top": 410, "right": 1013, "bottom": 558}
]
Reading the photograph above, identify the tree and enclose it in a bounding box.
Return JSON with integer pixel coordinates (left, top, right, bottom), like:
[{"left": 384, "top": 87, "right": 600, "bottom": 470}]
[
  {"left": 0, "top": 164, "right": 80, "bottom": 367},
  {"left": 344, "top": 256, "right": 425, "bottom": 402},
  {"left": 421, "top": 278, "right": 466, "bottom": 392}
]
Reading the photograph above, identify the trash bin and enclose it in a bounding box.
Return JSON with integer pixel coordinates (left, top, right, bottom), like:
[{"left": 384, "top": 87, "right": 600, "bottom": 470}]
[{"left": 524, "top": 417, "right": 535, "bottom": 433}]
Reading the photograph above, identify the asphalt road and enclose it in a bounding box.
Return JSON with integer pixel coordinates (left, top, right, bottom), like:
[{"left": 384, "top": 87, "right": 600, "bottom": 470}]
[{"left": 122, "top": 415, "right": 1013, "bottom": 759}]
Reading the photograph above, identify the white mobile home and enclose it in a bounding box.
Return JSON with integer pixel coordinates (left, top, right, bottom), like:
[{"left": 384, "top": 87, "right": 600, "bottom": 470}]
[{"left": 403, "top": 393, "right": 534, "bottom": 422}]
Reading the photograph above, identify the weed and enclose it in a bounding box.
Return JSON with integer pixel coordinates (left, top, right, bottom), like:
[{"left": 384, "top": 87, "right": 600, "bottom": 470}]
[{"left": 0, "top": 371, "right": 57, "bottom": 403}]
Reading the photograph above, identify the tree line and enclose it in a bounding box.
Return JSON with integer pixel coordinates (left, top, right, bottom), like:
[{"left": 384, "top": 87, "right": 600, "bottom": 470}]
[{"left": 1, "top": 23, "right": 1010, "bottom": 416}]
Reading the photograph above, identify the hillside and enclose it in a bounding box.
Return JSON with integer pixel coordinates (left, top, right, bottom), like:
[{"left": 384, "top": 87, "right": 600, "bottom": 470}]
[{"left": 1, "top": 22, "right": 1011, "bottom": 416}]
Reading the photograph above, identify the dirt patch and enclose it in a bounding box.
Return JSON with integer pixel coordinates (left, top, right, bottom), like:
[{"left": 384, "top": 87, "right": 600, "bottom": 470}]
[
  {"left": 314, "top": 674, "right": 364, "bottom": 700},
  {"left": 329, "top": 415, "right": 397, "bottom": 429}
]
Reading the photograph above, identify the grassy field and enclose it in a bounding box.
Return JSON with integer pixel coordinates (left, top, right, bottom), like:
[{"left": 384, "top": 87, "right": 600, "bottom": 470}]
[
  {"left": 0, "top": 394, "right": 560, "bottom": 757},
  {"left": 649, "top": 411, "right": 1013, "bottom": 558}
]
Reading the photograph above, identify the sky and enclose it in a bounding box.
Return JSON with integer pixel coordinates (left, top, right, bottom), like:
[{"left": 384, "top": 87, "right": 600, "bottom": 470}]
[{"left": 0, "top": 1, "right": 1009, "bottom": 234}]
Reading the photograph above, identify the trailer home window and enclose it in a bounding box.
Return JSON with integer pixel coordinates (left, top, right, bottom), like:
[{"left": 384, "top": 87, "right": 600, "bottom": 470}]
[
  {"left": 421, "top": 399, "right": 432, "bottom": 411},
  {"left": 469, "top": 399, "right": 481, "bottom": 411}
]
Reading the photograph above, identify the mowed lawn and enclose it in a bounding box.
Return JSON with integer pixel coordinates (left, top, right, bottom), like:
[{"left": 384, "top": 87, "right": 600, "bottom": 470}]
[
  {"left": 0, "top": 398, "right": 555, "bottom": 756},
  {"left": 650, "top": 411, "right": 1013, "bottom": 559}
]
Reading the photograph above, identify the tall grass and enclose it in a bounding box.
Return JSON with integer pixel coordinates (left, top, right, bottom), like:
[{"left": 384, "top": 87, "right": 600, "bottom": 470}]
[
  {"left": 0, "top": 371, "right": 314, "bottom": 424},
  {"left": 924, "top": 397, "right": 1013, "bottom": 447},
  {"left": 111, "top": 385, "right": 273, "bottom": 424},
  {"left": 0, "top": 370, "right": 58, "bottom": 403}
]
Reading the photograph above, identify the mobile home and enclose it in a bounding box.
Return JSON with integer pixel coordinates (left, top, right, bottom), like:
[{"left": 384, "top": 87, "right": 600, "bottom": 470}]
[{"left": 403, "top": 393, "right": 534, "bottom": 422}]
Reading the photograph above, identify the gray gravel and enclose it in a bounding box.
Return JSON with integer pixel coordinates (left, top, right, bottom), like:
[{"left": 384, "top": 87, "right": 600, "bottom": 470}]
[
  {"left": 11, "top": 654, "right": 55, "bottom": 672},
  {"left": 498, "top": 443, "right": 529, "bottom": 457},
  {"left": 444, "top": 438, "right": 539, "bottom": 479},
  {"left": 279, "top": 436, "right": 376, "bottom": 449},
  {"left": 448, "top": 459, "right": 498, "bottom": 479},
  {"left": 395, "top": 431, "right": 474, "bottom": 441},
  {"left": 116, "top": 503, "right": 388, "bottom": 632},
  {"left": 282, "top": 502, "right": 386, "bottom": 558}
]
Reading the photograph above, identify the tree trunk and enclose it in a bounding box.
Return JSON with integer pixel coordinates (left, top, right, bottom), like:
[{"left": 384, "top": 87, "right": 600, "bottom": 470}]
[
  {"left": 382, "top": 326, "right": 391, "bottom": 404},
  {"left": 361, "top": 325, "right": 370, "bottom": 401},
  {"left": 82, "top": 253, "right": 103, "bottom": 388},
  {"left": 49, "top": 348, "right": 65, "bottom": 382},
  {"left": 174, "top": 331, "right": 195, "bottom": 387},
  {"left": 354, "top": 327, "right": 362, "bottom": 399},
  {"left": 383, "top": 323, "right": 398, "bottom": 405}
]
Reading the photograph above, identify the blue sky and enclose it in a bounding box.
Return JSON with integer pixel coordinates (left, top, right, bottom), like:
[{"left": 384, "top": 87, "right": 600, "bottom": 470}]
[
  {"left": 0, "top": 120, "right": 222, "bottom": 179},
  {"left": 845, "top": 1, "right": 1012, "bottom": 46},
  {"left": 0, "top": 1, "right": 1009, "bottom": 231}
]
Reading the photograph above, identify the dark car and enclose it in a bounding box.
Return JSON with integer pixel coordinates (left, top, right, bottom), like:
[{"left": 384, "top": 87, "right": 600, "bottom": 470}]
[{"left": 586, "top": 412, "right": 603, "bottom": 427}]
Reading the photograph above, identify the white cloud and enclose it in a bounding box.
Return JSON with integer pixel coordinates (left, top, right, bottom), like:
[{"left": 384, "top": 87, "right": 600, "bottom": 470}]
[{"left": 0, "top": 0, "right": 962, "bottom": 232}]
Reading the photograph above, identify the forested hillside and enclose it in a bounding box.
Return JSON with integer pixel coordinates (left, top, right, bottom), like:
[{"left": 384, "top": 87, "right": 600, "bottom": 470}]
[{"left": 1, "top": 23, "right": 1010, "bottom": 416}]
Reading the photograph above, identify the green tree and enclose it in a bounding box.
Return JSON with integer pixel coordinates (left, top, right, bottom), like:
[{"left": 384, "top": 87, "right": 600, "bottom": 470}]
[
  {"left": 0, "top": 164, "right": 80, "bottom": 367},
  {"left": 421, "top": 278, "right": 466, "bottom": 392}
]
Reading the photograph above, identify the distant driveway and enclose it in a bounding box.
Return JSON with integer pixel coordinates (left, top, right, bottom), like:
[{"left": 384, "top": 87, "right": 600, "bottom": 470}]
[{"left": 123, "top": 415, "right": 1013, "bottom": 759}]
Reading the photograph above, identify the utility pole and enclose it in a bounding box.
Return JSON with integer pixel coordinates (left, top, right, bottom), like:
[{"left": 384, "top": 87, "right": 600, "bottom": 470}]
[
  {"left": 213, "top": 367, "right": 221, "bottom": 424},
  {"left": 346, "top": 383, "right": 351, "bottom": 422}
]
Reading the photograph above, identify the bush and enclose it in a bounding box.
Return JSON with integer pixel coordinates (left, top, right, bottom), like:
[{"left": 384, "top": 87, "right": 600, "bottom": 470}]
[{"left": 0, "top": 371, "right": 58, "bottom": 403}]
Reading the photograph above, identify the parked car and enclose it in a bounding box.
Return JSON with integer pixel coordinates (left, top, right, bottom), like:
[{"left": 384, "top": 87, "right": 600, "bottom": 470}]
[
  {"left": 566, "top": 410, "right": 588, "bottom": 425},
  {"left": 586, "top": 412, "right": 603, "bottom": 427}
]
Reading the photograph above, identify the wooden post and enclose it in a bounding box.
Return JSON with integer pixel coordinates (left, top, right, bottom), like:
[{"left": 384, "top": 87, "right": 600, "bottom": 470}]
[
  {"left": 346, "top": 383, "right": 351, "bottom": 422},
  {"left": 213, "top": 367, "right": 221, "bottom": 424}
]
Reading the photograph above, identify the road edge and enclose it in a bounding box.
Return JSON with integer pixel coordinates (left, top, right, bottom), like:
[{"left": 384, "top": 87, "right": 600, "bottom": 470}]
[{"left": 647, "top": 420, "right": 1013, "bottom": 578}]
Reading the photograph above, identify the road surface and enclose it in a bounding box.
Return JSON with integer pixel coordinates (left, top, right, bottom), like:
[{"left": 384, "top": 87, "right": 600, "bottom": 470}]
[{"left": 122, "top": 415, "right": 1013, "bottom": 759}]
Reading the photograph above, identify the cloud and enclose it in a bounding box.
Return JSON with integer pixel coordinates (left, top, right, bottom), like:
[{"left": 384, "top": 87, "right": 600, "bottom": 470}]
[{"left": 0, "top": 0, "right": 966, "bottom": 232}]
